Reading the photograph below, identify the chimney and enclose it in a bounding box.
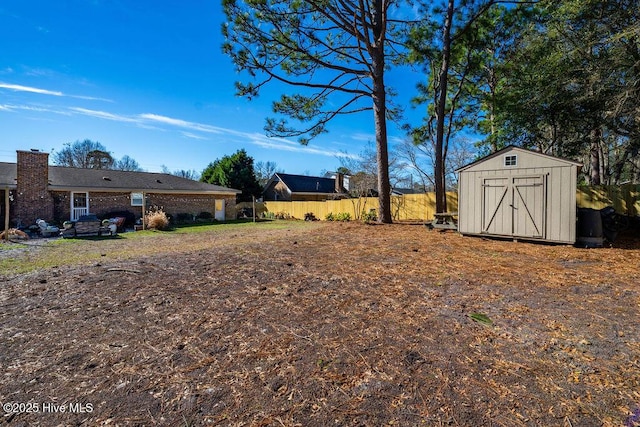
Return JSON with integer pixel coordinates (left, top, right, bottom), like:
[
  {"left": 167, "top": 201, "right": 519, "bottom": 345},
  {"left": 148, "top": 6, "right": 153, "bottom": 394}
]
[
  {"left": 16, "top": 150, "right": 53, "bottom": 223},
  {"left": 335, "top": 172, "right": 344, "bottom": 193}
]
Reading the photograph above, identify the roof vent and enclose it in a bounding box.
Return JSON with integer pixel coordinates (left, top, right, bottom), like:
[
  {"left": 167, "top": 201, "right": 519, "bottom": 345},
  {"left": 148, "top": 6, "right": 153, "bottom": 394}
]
[
  {"left": 103, "top": 176, "right": 111, "bottom": 181},
  {"left": 156, "top": 179, "right": 162, "bottom": 183},
  {"left": 30, "top": 148, "right": 40, "bottom": 152}
]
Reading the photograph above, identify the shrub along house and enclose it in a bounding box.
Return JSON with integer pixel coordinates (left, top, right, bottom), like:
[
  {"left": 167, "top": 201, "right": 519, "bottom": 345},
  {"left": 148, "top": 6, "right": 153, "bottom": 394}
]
[{"left": 0, "top": 150, "right": 240, "bottom": 231}]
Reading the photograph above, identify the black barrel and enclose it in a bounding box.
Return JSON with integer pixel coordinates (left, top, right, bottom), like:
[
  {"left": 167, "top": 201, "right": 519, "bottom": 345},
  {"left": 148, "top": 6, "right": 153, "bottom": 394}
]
[{"left": 576, "top": 208, "right": 604, "bottom": 248}]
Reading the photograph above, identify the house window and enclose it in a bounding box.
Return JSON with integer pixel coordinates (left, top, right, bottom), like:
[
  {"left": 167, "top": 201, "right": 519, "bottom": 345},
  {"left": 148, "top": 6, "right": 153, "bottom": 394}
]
[
  {"left": 131, "top": 192, "right": 144, "bottom": 206},
  {"left": 73, "top": 192, "right": 88, "bottom": 209},
  {"left": 504, "top": 155, "right": 517, "bottom": 167}
]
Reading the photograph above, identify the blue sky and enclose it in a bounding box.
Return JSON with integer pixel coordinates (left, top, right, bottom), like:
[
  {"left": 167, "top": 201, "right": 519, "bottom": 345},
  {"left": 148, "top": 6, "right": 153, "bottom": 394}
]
[{"left": 0, "top": 0, "right": 424, "bottom": 176}]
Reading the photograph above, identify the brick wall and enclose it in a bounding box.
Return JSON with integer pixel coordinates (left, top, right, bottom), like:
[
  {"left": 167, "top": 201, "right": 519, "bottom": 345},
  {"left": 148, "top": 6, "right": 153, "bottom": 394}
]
[
  {"left": 51, "top": 191, "right": 236, "bottom": 223},
  {"left": 16, "top": 150, "right": 54, "bottom": 225},
  {"left": 51, "top": 191, "right": 136, "bottom": 223},
  {"left": 146, "top": 193, "right": 236, "bottom": 220}
]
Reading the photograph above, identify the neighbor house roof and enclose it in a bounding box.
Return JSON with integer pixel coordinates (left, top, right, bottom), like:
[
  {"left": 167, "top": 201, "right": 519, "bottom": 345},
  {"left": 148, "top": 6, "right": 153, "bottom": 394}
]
[
  {"left": 392, "top": 188, "right": 424, "bottom": 196},
  {"left": 265, "top": 173, "right": 341, "bottom": 195},
  {"left": 0, "top": 162, "right": 240, "bottom": 194}
]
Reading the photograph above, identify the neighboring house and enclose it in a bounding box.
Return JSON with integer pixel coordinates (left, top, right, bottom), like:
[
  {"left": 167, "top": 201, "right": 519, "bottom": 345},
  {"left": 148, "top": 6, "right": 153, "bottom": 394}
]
[
  {"left": 262, "top": 172, "right": 348, "bottom": 201},
  {"left": 0, "top": 150, "right": 240, "bottom": 228}
]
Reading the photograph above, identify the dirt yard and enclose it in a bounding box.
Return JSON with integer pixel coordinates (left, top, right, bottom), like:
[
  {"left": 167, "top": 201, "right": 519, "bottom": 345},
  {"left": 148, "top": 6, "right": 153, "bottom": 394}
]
[{"left": 1, "top": 221, "right": 639, "bottom": 426}]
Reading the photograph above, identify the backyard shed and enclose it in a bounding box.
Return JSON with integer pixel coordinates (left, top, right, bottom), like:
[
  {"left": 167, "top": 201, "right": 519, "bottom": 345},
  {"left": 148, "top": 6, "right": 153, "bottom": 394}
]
[{"left": 457, "top": 146, "right": 582, "bottom": 244}]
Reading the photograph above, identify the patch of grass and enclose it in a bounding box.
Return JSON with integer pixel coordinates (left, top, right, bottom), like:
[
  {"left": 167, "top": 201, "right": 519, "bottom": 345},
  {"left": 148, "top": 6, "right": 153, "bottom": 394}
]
[
  {"left": 0, "top": 259, "right": 28, "bottom": 274},
  {"left": 0, "top": 220, "right": 321, "bottom": 277},
  {"left": 0, "top": 241, "right": 28, "bottom": 250},
  {"left": 171, "top": 219, "right": 295, "bottom": 233}
]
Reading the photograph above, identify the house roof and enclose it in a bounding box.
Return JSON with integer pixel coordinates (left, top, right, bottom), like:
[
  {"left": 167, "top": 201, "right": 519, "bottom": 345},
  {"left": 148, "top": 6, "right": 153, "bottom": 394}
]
[
  {"left": 392, "top": 188, "right": 424, "bottom": 195},
  {"left": 456, "top": 145, "right": 582, "bottom": 173},
  {"left": 0, "top": 162, "right": 240, "bottom": 194},
  {"left": 266, "top": 173, "right": 340, "bottom": 194}
]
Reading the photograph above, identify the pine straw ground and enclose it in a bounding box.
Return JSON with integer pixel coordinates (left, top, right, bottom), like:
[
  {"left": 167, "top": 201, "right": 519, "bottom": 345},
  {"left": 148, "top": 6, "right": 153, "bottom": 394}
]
[{"left": 1, "top": 221, "right": 639, "bottom": 427}]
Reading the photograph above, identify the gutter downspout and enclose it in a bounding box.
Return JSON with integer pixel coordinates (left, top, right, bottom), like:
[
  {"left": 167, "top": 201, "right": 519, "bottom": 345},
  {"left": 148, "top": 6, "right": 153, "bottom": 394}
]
[
  {"left": 3, "top": 188, "right": 9, "bottom": 240},
  {"left": 142, "top": 192, "right": 146, "bottom": 230}
]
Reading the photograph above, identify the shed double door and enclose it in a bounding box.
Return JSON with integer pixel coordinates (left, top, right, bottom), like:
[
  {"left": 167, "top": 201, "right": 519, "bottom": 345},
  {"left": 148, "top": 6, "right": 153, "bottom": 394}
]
[{"left": 481, "top": 175, "right": 546, "bottom": 239}]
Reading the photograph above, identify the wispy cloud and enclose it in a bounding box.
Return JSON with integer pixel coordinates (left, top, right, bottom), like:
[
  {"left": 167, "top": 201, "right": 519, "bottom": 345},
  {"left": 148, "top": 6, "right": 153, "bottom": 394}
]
[
  {"left": 22, "top": 67, "right": 58, "bottom": 78},
  {"left": 139, "top": 113, "right": 351, "bottom": 158},
  {"left": 69, "top": 107, "right": 139, "bottom": 123},
  {"left": 0, "top": 82, "right": 112, "bottom": 102},
  {"left": 71, "top": 94, "right": 113, "bottom": 102},
  {"left": 242, "top": 131, "right": 359, "bottom": 158},
  {"left": 139, "top": 113, "right": 224, "bottom": 134},
  {"left": 0, "top": 103, "right": 73, "bottom": 116},
  {"left": 389, "top": 135, "right": 407, "bottom": 145},
  {"left": 181, "top": 132, "right": 208, "bottom": 140},
  {"left": 0, "top": 83, "right": 63, "bottom": 96},
  {"left": 350, "top": 132, "right": 376, "bottom": 142},
  {"left": 1, "top": 98, "right": 351, "bottom": 158}
]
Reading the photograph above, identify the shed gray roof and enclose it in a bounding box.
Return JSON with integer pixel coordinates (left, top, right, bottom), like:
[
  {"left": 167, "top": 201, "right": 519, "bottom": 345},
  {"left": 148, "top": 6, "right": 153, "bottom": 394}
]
[
  {"left": 0, "top": 162, "right": 240, "bottom": 194},
  {"left": 456, "top": 145, "right": 582, "bottom": 173}
]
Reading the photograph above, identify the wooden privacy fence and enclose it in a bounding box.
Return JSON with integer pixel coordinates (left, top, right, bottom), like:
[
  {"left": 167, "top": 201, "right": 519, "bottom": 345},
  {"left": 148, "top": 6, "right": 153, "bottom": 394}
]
[
  {"left": 264, "top": 193, "right": 458, "bottom": 221},
  {"left": 263, "top": 185, "right": 639, "bottom": 221},
  {"left": 576, "top": 185, "right": 640, "bottom": 216}
]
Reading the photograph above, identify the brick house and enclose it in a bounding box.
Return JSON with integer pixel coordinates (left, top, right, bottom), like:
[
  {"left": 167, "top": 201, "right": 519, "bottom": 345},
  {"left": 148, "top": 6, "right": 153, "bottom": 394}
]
[{"left": 0, "top": 150, "right": 240, "bottom": 229}]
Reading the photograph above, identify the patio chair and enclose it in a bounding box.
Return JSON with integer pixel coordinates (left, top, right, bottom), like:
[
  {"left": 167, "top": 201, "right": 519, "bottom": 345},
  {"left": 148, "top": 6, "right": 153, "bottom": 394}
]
[{"left": 36, "top": 219, "right": 60, "bottom": 237}]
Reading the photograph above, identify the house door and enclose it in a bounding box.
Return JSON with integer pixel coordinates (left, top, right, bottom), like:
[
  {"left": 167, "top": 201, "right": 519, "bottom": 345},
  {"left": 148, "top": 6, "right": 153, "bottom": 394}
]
[
  {"left": 482, "top": 176, "right": 546, "bottom": 238},
  {"left": 214, "top": 199, "right": 225, "bottom": 221},
  {"left": 71, "top": 192, "right": 89, "bottom": 221}
]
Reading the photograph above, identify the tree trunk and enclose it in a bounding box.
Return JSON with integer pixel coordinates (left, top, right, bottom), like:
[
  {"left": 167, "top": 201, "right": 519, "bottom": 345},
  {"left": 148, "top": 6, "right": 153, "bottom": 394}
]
[
  {"left": 374, "top": 96, "right": 392, "bottom": 223},
  {"left": 599, "top": 140, "right": 607, "bottom": 184},
  {"left": 612, "top": 146, "right": 631, "bottom": 184},
  {"left": 489, "top": 69, "right": 497, "bottom": 152},
  {"left": 589, "top": 128, "right": 601, "bottom": 185},
  {"left": 434, "top": 0, "right": 455, "bottom": 214},
  {"left": 371, "top": 0, "right": 392, "bottom": 223}
]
